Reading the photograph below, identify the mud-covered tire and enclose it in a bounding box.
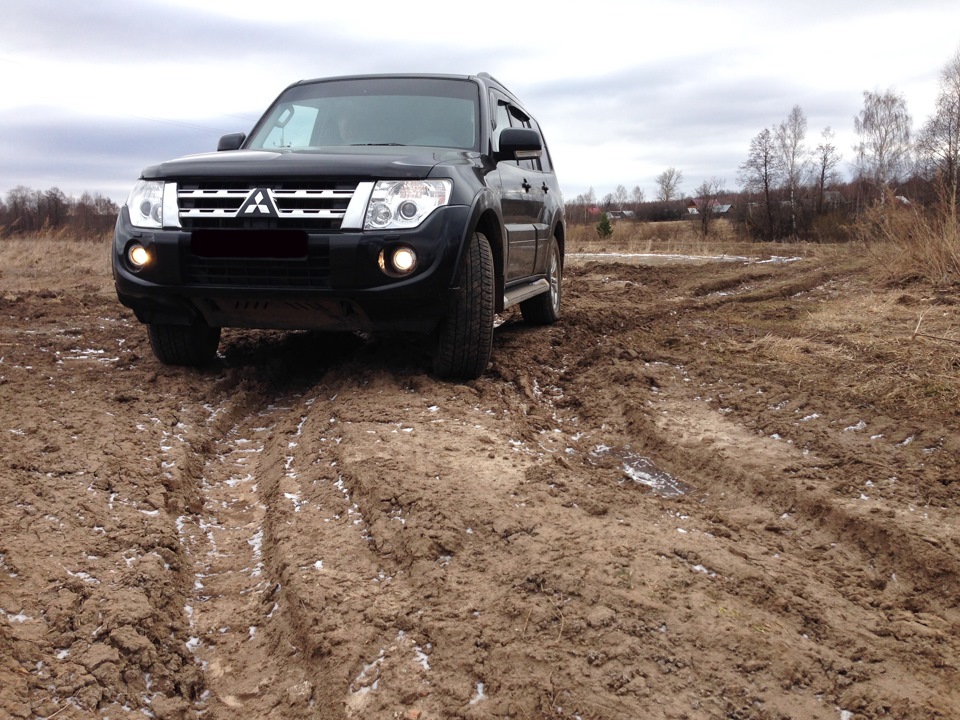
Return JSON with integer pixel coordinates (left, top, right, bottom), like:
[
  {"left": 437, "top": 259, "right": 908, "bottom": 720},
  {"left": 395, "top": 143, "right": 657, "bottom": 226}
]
[
  {"left": 433, "top": 232, "right": 495, "bottom": 380},
  {"left": 520, "top": 235, "right": 562, "bottom": 325},
  {"left": 147, "top": 322, "right": 221, "bottom": 367}
]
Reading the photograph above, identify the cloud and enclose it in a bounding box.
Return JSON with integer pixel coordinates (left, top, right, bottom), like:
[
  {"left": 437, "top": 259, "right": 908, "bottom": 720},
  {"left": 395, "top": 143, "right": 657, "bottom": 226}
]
[
  {"left": 3, "top": 0, "right": 960, "bottom": 202},
  {"left": 0, "top": 107, "right": 227, "bottom": 199}
]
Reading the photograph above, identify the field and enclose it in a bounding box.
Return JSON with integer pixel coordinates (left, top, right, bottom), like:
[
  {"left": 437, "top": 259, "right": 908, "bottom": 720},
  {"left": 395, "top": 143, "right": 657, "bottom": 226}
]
[{"left": 1, "top": 231, "right": 958, "bottom": 719}]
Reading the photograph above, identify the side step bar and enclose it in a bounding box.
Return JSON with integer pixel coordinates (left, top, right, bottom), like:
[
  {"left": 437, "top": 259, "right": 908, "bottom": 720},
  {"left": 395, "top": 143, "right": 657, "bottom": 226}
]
[{"left": 503, "top": 279, "right": 549, "bottom": 309}]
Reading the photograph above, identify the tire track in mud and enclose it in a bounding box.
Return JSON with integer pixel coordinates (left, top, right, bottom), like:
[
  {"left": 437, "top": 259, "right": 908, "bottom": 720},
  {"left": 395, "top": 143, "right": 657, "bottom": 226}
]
[
  {"left": 258, "top": 366, "right": 621, "bottom": 718},
  {"left": 169, "top": 386, "right": 343, "bottom": 718},
  {"left": 166, "top": 368, "right": 450, "bottom": 718},
  {"left": 262, "top": 375, "right": 486, "bottom": 718},
  {"left": 534, "top": 261, "right": 960, "bottom": 718}
]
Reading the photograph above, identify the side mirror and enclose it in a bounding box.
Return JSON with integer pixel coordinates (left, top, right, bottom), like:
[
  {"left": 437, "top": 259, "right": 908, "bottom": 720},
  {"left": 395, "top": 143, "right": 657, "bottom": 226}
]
[
  {"left": 495, "top": 127, "right": 542, "bottom": 163},
  {"left": 217, "top": 133, "right": 246, "bottom": 151}
]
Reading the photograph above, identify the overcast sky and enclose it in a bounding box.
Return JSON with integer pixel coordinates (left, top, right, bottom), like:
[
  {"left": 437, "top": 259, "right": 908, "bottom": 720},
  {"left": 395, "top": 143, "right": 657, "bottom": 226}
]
[{"left": 3, "top": 0, "right": 960, "bottom": 205}]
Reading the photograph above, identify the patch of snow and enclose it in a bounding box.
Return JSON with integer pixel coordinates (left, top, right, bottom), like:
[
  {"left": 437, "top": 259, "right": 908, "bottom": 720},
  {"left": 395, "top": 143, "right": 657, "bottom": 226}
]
[{"left": 469, "top": 682, "right": 487, "bottom": 705}]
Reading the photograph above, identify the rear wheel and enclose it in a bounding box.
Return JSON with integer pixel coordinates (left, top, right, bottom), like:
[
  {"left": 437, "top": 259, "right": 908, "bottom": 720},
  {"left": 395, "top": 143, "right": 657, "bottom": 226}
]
[
  {"left": 520, "top": 235, "right": 562, "bottom": 325},
  {"left": 147, "top": 322, "right": 221, "bottom": 367},
  {"left": 433, "top": 231, "right": 495, "bottom": 380}
]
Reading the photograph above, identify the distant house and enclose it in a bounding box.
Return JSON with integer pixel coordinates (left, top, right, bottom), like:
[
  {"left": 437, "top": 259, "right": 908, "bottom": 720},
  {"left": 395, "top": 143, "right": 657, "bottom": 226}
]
[
  {"left": 822, "top": 190, "right": 844, "bottom": 207},
  {"left": 606, "top": 210, "right": 635, "bottom": 221},
  {"left": 686, "top": 199, "right": 731, "bottom": 215}
]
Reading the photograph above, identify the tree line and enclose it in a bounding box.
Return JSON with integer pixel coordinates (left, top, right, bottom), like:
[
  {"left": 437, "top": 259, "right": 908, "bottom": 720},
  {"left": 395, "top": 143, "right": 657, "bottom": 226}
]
[
  {"left": 0, "top": 186, "right": 119, "bottom": 239},
  {"left": 568, "top": 46, "right": 960, "bottom": 242}
]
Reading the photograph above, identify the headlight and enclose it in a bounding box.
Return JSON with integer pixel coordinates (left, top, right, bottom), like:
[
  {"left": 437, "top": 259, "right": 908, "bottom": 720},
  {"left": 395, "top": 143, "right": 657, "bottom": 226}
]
[
  {"left": 364, "top": 179, "right": 452, "bottom": 230},
  {"left": 126, "top": 180, "right": 165, "bottom": 229}
]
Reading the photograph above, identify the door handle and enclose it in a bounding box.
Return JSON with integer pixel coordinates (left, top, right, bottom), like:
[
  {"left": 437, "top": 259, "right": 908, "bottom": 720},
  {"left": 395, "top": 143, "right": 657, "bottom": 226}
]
[
  {"left": 522, "top": 179, "right": 531, "bottom": 192},
  {"left": 541, "top": 182, "right": 549, "bottom": 193}
]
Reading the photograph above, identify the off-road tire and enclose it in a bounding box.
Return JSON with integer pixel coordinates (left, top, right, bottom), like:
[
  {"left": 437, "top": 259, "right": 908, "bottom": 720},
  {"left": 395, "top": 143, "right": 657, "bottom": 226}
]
[
  {"left": 520, "top": 236, "right": 562, "bottom": 325},
  {"left": 433, "top": 232, "right": 495, "bottom": 379},
  {"left": 148, "top": 322, "right": 221, "bottom": 367}
]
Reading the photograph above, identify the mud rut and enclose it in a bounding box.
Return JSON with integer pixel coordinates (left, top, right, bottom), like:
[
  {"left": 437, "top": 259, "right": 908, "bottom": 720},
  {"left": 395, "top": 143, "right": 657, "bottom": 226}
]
[{"left": 1, "top": 257, "right": 958, "bottom": 720}]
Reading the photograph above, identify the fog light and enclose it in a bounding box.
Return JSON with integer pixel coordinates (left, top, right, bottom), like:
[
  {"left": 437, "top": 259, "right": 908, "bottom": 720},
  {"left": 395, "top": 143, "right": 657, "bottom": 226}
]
[
  {"left": 128, "top": 243, "right": 151, "bottom": 269},
  {"left": 379, "top": 245, "right": 417, "bottom": 276},
  {"left": 393, "top": 247, "right": 416, "bottom": 273}
]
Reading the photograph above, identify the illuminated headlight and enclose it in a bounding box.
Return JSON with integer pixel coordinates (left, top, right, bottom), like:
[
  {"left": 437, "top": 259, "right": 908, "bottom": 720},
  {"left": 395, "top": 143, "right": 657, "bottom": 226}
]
[
  {"left": 126, "top": 179, "right": 165, "bottom": 229},
  {"left": 364, "top": 179, "right": 452, "bottom": 230}
]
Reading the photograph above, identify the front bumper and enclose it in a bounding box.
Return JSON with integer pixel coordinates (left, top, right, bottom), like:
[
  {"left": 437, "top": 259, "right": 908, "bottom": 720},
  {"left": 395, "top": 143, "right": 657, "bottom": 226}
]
[{"left": 112, "top": 204, "right": 470, "bottom": 333}]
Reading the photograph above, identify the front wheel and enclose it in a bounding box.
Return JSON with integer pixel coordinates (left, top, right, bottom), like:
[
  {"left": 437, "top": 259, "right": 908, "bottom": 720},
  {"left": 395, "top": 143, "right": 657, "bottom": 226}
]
[
  {"left": 433, "top": 231, "right": 495, "bottom": 380},
  {"left": 520, "top": 236, "right": 562, "bottom": 325},
  {"left": 147, "top": 322, "right": 221, "bottom": 367}
]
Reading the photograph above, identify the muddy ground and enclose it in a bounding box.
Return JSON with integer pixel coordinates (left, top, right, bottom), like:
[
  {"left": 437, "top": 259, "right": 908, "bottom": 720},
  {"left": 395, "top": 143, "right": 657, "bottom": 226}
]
[{"left": 1, "top": 242, "right": 958, "bottom": 719}]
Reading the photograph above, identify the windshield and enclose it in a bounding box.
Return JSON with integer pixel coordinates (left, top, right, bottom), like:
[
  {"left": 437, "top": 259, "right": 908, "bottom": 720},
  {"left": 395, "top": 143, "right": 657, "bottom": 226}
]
[{"left": 247, "top": 77, "right": 480, "bottom": 151}]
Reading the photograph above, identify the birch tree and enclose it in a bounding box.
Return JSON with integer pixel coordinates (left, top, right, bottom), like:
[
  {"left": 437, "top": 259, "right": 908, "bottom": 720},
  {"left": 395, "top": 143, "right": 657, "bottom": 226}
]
[
  {"left": 916, "top": 48, "right": 960, "bottom": 219},
  {"left": 776, "top": 105, "right": 808, "bottom": 237},
  {"left": 613, "top": 184, "right": 629, "bottom": 211},
  {"left": 854, "top": 89, "right": 912, "bottom": 201}
]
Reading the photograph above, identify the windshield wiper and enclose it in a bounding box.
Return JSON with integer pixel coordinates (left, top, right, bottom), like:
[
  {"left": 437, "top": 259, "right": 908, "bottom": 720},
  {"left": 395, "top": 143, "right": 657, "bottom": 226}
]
[{"left": 349, "top": 143, "right": 407, "bottom": 147}]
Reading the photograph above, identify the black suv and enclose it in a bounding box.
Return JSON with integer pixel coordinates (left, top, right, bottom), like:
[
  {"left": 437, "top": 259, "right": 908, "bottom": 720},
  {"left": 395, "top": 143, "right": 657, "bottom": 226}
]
[{"left": 112, "top": 73, "right": 565, "bottom": 379}]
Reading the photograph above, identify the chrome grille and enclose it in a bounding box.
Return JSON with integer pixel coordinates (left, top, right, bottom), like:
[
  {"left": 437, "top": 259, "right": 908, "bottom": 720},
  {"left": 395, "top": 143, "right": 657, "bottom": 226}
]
[{"left": 177, "top": 181, "right": 357, "bottom": 230}]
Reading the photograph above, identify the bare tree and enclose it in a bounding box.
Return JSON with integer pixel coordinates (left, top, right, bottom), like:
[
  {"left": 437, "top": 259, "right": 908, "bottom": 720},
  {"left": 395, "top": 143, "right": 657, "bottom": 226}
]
[
  {"left": 854, "top": 88, "right": 912, "bottom": 201},
  {"left": 776, "top": 105, "right": 808, "bottom": 238},
  {"left": 916, "top": 48, "right": 960, "bottom": 220},
  {"left": 43, "top": 187, "right": 70, "bottom": 229},
  {"left": 613, "top": 184, "right": 629, "bottom": 211},
  {"left": 813, "top": 127, "right": 843, "bottom": 215},
  {"left": 630, "top": 185, "right": 645, "bottom": 213},
  {"left": 655, "top": 167, "right": 683, "bottom": 202},
  {"left": 738, "top": 127, "right": 780, "bottom": 240},
  {"left": 571, "top": 187, "right": 596, "bottom": 224},
  {"left": 1, "top": 186, "right": 121, "bottom": 238},
  {"left": 692, "top": 177, "right": 726, "bottom": 239}
]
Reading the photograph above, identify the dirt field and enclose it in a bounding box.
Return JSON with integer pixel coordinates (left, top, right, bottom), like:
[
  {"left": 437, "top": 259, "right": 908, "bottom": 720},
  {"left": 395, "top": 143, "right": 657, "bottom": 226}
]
[{"left": 1, "top": 237, "right": 958, "bottom": 719}]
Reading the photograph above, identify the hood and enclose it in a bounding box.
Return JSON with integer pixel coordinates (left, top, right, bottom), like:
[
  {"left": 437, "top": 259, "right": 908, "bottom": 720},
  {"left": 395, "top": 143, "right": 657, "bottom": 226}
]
[{"left": 141, "top": 147, "right": 478, "bottom": 181}]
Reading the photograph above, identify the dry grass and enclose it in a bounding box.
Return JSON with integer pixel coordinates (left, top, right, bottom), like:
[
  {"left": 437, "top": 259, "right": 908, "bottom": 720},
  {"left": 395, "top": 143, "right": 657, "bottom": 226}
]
[
  {"left": 748, "top": 334, "right": 856, "bottom": 365},
  {"left": 802, "top": 289, "right": 905, "bottom": 336},
  {"left": 856, "top": 198, "right": 960, "bottom": 286},
  {"left": 0, "top": 234, "right": 113, "bottom": 294}
]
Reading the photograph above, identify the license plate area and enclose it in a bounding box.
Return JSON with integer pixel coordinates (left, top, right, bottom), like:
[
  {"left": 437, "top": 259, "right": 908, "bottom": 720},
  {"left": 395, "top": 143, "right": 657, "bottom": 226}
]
[{"left": 191, "top": 229, "right": 308, "bottom": 259}]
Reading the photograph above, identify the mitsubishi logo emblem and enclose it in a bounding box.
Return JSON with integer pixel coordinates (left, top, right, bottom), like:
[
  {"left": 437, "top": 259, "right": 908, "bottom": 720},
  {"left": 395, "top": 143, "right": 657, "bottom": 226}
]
[{"left": 238, "top": 188, "right": 278, "bottom": 217}]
